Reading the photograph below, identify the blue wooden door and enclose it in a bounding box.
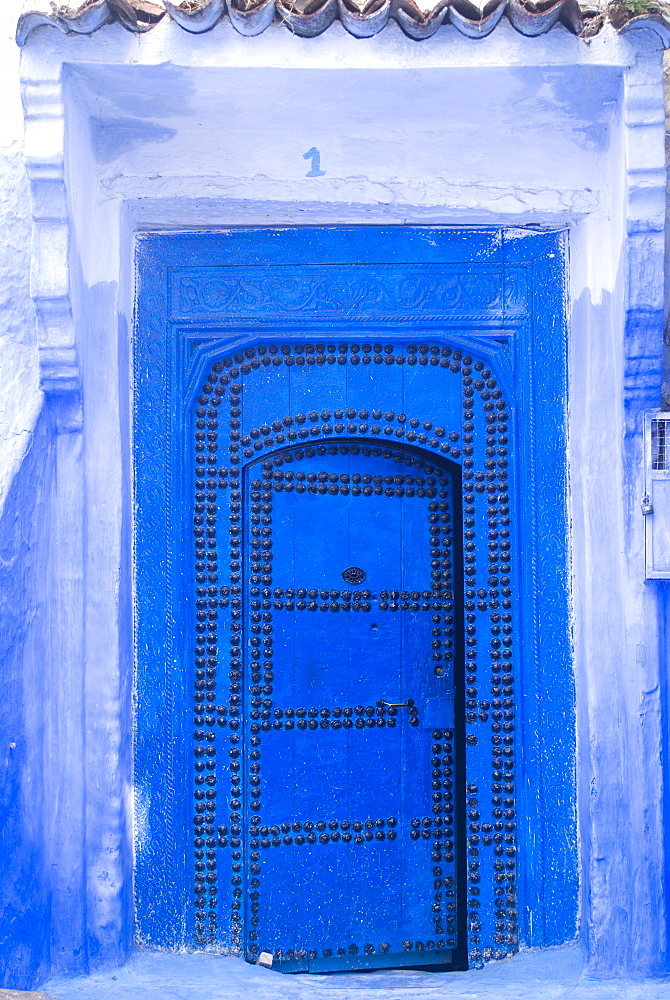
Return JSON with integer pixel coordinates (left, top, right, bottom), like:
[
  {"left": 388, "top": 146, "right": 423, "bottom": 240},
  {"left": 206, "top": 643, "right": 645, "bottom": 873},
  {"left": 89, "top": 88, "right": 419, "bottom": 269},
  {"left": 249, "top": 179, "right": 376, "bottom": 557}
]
[
  {"left": 243, "top": 442, "right": 463, "bottom": 971},
  {"left": 133, "top": 227, "right": 575, "bottom": 974}
]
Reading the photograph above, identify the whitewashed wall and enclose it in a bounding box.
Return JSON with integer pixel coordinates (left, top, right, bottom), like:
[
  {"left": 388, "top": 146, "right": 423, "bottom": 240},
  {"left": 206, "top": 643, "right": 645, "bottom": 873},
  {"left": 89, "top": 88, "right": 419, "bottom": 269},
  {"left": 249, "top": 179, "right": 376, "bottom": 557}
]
[
  {"left": 0, "top": 0, "right": 40, "bottom": 507},
  {"left": 0, "top": 3, "right": 48, "bottom": 990},
  {"left": 2, "top": 3, "right": 670, "bottom": 992}
]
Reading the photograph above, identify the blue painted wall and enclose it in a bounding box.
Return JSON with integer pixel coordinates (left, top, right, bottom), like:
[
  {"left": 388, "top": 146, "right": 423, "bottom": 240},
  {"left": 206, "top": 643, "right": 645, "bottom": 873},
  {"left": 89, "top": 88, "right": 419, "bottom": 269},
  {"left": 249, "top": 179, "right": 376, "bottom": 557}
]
[
  {"left": 0, "top": 389, "right": 134, "bottom": 987},
  {"left": 0, "top": 225, "right": 576, "bottom": 989},
  {"left": 0, "top": 409, "right": 52, "bottom": 989}
]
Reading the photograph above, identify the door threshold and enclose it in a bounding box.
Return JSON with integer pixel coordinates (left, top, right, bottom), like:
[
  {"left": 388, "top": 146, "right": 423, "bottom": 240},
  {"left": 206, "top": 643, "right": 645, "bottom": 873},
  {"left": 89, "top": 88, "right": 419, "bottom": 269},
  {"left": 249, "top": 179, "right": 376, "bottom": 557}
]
[{"left": 263, "top": 948, "right": 456, "bottom": 974}]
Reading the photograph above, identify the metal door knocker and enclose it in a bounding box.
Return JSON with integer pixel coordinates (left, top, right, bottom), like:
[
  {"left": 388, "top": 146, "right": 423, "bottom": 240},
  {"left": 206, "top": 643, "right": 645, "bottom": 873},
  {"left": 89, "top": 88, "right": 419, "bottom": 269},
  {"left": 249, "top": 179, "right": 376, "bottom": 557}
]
[{"left": 342, "top": 566, "right": 366, "bottom": 584}]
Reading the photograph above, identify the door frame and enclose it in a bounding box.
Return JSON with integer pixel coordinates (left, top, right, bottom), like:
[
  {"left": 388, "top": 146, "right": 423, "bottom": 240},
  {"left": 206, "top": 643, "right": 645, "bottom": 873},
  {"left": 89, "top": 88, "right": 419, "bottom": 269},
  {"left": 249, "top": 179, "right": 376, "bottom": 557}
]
[{"left": 132, "top": 226, "right": 575, "bottom": 967}]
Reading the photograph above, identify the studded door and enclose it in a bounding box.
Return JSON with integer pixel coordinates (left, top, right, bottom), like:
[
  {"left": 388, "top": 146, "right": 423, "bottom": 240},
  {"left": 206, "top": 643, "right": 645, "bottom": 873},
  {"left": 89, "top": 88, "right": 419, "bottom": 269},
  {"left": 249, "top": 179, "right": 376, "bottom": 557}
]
[
  {"left": 242, "top": 443, "right": 464, "bottom": 971},
  {"left": 187, "top": 343, "right": 510, "bottom": 974},
  {"left": 135, "top": 227, "right": 575, "bottom": 975}
]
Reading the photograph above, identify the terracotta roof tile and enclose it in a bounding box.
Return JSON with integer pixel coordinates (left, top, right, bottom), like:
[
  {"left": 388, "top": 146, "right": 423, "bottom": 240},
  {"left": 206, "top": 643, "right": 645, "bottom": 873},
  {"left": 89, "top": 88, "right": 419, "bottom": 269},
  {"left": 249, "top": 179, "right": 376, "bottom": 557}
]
[{"left": 15, "top": 0, "right": 670, "bottom": 44}]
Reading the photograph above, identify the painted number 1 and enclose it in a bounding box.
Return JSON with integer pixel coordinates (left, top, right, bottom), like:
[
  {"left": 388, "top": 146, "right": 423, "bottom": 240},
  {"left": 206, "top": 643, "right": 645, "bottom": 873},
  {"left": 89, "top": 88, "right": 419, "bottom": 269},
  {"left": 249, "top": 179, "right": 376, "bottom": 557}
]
[{"left": 303, "top": 147, "right": 326, "bottom": 177}]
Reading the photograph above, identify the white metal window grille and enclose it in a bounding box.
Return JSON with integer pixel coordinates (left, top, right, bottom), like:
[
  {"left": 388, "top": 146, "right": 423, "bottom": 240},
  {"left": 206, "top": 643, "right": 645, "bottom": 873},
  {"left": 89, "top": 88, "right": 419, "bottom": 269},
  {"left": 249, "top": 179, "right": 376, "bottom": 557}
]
[
  {"left": 643, "top": 413, "right": 670, "bottom": 578},
  {"left": 652, "top": 418, "right": 670, "bottom": 470}
]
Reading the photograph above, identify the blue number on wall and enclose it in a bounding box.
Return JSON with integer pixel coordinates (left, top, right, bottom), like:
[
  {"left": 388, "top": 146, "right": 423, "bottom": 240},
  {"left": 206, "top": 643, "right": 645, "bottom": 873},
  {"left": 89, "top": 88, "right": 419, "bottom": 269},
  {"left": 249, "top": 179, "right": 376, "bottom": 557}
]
[{"left": 303, "top": 147, "right": 326, "bottom": 177}]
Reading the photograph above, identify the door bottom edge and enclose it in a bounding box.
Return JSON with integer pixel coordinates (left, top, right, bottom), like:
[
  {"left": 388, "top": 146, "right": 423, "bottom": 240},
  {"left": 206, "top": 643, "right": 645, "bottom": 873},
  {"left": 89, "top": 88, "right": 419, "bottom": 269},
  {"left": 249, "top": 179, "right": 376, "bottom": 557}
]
[{"left": 257, "top": 948, "right": 457, "bottom": 974}]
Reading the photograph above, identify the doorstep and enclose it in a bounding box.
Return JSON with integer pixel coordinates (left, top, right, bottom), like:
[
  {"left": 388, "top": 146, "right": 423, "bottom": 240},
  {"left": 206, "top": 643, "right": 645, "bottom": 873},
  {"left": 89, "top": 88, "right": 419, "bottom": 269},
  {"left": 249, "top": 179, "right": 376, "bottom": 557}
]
[
  {"left": 40, "top": 945, "right": 670, "bottom": 1000},
  {"left": 0, "top": 992, "right": 55, "bottom": 1000}
]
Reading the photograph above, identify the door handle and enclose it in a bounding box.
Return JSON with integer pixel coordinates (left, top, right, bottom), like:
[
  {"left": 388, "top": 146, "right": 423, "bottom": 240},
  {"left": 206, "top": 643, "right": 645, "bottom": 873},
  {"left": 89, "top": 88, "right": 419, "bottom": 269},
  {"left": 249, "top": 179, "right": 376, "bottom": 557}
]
[{"left": 376, "top": 699, "right": 415, "bottom": 708}]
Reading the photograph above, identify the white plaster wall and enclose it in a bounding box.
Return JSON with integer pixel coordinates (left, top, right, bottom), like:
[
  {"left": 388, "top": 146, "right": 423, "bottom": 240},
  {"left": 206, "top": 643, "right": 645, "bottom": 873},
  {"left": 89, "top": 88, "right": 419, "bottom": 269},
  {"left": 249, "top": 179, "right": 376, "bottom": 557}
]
[
  {"left": 0, "top": 4, "right": 51, "bottom": 989},
  {"left": 0, "top": 0, "right": 40, "bottom": 512},
  {"left": 2, "top": 6, "right": 670, "bottom": 989},
  {"left": 48, "top": 18, "right": 656, "bottom": 977}
]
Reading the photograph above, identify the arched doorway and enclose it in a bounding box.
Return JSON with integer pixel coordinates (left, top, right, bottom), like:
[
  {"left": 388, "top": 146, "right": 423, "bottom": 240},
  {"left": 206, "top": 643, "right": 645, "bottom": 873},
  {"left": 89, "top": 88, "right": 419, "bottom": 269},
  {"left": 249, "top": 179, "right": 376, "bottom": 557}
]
[
  {"left": 184, "top": 335, "right": 505, "bottom": 975},
  {"left": 239, "top": 440, "right": 465, "bottom": 970}
]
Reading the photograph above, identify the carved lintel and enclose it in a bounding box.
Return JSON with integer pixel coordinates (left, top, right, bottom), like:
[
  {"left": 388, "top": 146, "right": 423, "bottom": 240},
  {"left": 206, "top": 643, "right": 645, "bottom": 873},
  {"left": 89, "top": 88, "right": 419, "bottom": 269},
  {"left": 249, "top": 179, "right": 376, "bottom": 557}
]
[{"left": 169, "top": 265, "right": 523, "bottom": 328}]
